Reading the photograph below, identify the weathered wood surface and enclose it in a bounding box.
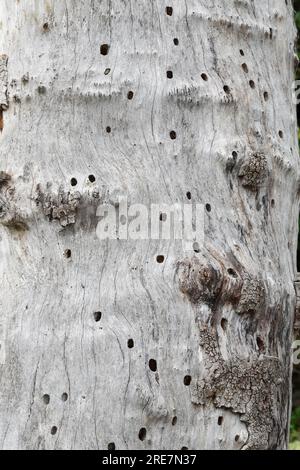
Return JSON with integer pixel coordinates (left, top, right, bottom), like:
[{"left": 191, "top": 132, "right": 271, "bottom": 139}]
[{"left": 0, "top": 0, "right": 299, "bottom": 450}]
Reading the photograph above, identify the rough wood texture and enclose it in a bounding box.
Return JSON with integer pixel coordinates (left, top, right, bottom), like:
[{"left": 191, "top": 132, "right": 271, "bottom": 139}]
[{"left": 0, "top": 0, "right": 299, "bottom": 450}]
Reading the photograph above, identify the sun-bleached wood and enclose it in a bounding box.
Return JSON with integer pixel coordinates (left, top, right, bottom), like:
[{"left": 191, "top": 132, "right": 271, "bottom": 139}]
[{"left": 0, "top": 0, "right": 299, "bottom": 450}]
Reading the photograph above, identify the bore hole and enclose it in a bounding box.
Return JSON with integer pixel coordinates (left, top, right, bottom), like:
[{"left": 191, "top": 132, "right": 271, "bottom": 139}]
[
  {"left": 100, "top": 44, "right": 109, "bottom": 55},
  {"left": 104, "top": 68, "right": 111, "bottom": 75},
  {"left": 184, "top": 375, "right": 192, "bottom": 386},
  {"left": 218, "top": 416, "right": 223, "bottom": 426},
  {"left": 51, "top": 426, "right": 58, "bottom": 436},
  {"left": 223, "top": 85, "right": 231, "bottom": 94},
  {"left": 61, "top": 393, "right": 68, "bottom": 402},
  {"left": 240, "top": 49, "right": 245, "bottom": 56},
  {"left": 249, "top": 80, "right": 255, "bottom": 89},
  {"left": 156, "top": 255, "right": 165, "bottom": 264},
  {"left": 173, "top": 38, "right": 179, "bottom": 46},
  {"left": 70, "top": 177, "right": 77, "bottom": 186},
  {"left": 172, "top": 416, "right": 177, "bottom": 426},
  {"left": 227, "top": 268, "right": 238, "bottom": 278},
  {"left": 186, "top": 191, "right": 192, "bottom": 200},
  {"left": 166, "top": 6, "right": 173, "bottom": 16},
  {"left": 42, "top": 394, "right": 50, "bottom": 405},
  {"left": 127, "top": 90, "right": 134, "bottom": 100},
  {"left": 106, "top": 126, "right": 111, "bottom": 133},
  {"left": 263, "top": 91, "right": 269, "bottom": 101},
  {"left": 181, "top": 447, "right": 188, "bottom": 450},
  {"left": 193, "top": 242, "right": 200, "bottom": 253},
  {"left": 127, "top": 338, "right": 134, "bottom": 349},
  {"left": 149, "top": 359, "right": 157, "bottom": 372},
  {"left": 235, "top": 435, "right": 240, "bottom": 442},
  {"left": 205, "top": 203, "right": 211, "bottom": 213},
  {"left": 279, "top": 130, "right": 284, "bottom": 139},
  {"left": 108, "top": 442, "right": 116, "bottom": 450},
  {"left": 138, "top": 427, "right": 147, "bottom": 441},
  {"left": 64, "top": 249, "right": 72, "bottom": 259},
  {"left": 271, "top": 199, "right": 275, "bottom": 207},
  {"left": 167, "top": 70, "right": 173, "bottom": 79},
  {"left": 88, "top": 174, "right": 96, "bottom": 183},
  {"left": 93, "top": 311, "right": 102, "bottom": 322},
  {"left": 241, "top": 63, "right": 248, "bottom": 73},
  {"left": 170, "top": 130, "right": 177, "bottom": 140},
  {"left": 221, "top": 318, "right": 228, "bottom": 331},
  {"left": 43, "top": 22, "right": 49, "bottom": 31},
  {"left": 201, "top": 73, "right": 208, "bottom": 81},
  {"left": 160, "top": 213, "right": 167, "bottom": 222}
]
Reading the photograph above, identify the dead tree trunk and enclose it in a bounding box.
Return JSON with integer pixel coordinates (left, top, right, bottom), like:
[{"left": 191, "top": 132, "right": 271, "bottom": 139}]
[{"left": 0, "top": 0, "right": 299, "bottom": 450}]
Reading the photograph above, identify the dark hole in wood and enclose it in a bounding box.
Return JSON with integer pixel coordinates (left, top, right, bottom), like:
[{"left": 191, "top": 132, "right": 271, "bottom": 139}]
[
  {"left": 227, "top": 268, "right": 238, "bottom": 278},
  {"left": 257, "top": 336, "right": 265, "bottom": 351},
  {"left": 201, "top": 73, "right": 208, "bottom": 81},
  {"left": 186, "top": 191, "right": 192, "bottom": 200},
  {"left": 156, "top": 255, "right": 165, "bottom": 264},
  {"left": 42, "top": 394, "right": 50, "bottom": 405},
  {"left": 184, "top": 375, "right": 192, "bottom": 386},
  {"left": 223, "top": 85, "right": 231, "bottom": 94},
  {"left": 104, "top": 68, "right": 111, "bottom": 75},
  {"left": 242, "top": 63, "right": 248, "bottom": 73},
  {"left": 108, "top": 442, "right": 115, "bottom": 450},
  {"left": 43, "top": 22, "right": 49, "bottom": 31},
  {"left": 240, "top": 49, "right": 245, "bottom": 56},
  {"left": 166, "top": 6, "right": 173, "bottom": 16},
  {"left": 172, "top": 416, "right": 177, "bottom": 426},
  {"left": 264, "top": 91, "right": 269, "bottom": 101},
  {"left": 64, "top": 249, "right": 72, "bottom": 259},
  {"left": 271, "top": 199, "right": 275, "bottom": 208},
  {"left": 205, "top": 203, "right": 211, "bottom": 212},
  {"left": 249, "top": 80, "right": 255, "bottom": 89},
  {"left": 93, "top": 311, "right": 102, "bottom": 322},
  {"left": 106, "top": 126, "right": 111, "bottom": 133},
  {"left": 61, "top": 393, "right": 68, "bottom": 402},
  {"left": 193, "top": 242, "right": 200, "bottom": 253},
  {"left": 88, "top": 174, "right": 96, "bottom": 183},
  {"left": 279, "top": 130, "right": 284, "bottom": 139},
  {"left": 235, "top": 435, "right": 240, "bottom": 442},
  {"left": 149, "top": 359, "right": 157, "bottom": 372},
  {"left": 100, "top": 44, "right": 109, "bottom": 55},
  {"left": 70, "top": 177, "right": 77, "bottom": 186},
  {"left": 167, "top": 70, "right": 173, "bottom": 79},
  {"left": 127, "top": 90, "right": 134, "bottom": 100},
  {"left": 51, "top": 426, "right": 58, "bottom": 435},
  {"left": 221, "top": 318, "right": 228, "bottom": 331},
  {"left": 128, "top": 338, "right": 134, "bottom": 349},
  {"left": 160, "top": 213, "right": 167, "bottom": 222},
  {"left": 138, "top": 427, "right": 147, "bottom": 441},
  {"left": 173, "top": 38, "right": 179, "bottom": 45},
  {"left": 170, "top": 130, "right": 177, "bottom": 140},
  {"left": 218, "top": 416, "right": 223, "bottom": 425},
  {"left": 181, "top": 447, "right": 189, "bottom": 450}
]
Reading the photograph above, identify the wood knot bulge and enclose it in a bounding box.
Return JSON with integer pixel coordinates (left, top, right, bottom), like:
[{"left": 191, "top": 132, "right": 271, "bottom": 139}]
[
  {"left": 238, "top": 152, "right": 268, "bottom": 191},
  {"left": 178, "top": 256, "right": 265, "bottom": 315},
  {"left": 36, "top": 184, "right": 81, "bottom": 227},
  {"left": 191, "top": 324, "right": 285, "bottom": 450}
]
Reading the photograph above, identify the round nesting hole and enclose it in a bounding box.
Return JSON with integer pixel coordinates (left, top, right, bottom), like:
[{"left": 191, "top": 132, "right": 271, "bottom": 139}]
[
  {"left": 170, "top": 130, "right": 177, "bottom": 140},
  {"left": 172, "top": 416, "right": 177, "bottom": 426},
  {"left": 138, "top": 427, "right": 147, "bottom": 441},
  {"left": 167, "top": 70, "right": 173, "bottom": 79},
  {"left": 279, "top": 130, "right": 284, "bottom": 139},
  {"left": 93, "top": 311, "right": 102, "bottom": 322},
  {"left": 51, "top": 426, "right": 58, "bottom": 436},
  {"left": 173, "top": 38, "right": 179, "bottom": 46},
  {"left": 106, "top": 126, "right": 111, "bottom": 134},
  {"left": 108, "top": 442, "right": 116, "bottom": 450},
  {"left": 223, "top": 85, "right": 231, "bottom": 94},
  {"left": 156, "top": 255, "right": 165, "bottom": 264},
  {"left": 42, "top": 394, "right": 50, "bottom": 405},
  {"left": 127, "top": 90, "right": 134, "bottom": 100},
  {"left": 100, "top": 44, "right": 109, "bottom": 55},
  {"left": 205, "top": 203, "right": 211, "bottom": 213},
  {"left": 263, "top": 91, "right": 269, "bottom": 101},
  {"left": 104, "top": 68, "right": 111, "bottom": 75},
  {"left": 227, "top": 268, "right": 238, "bottom": 278},
  {"left": 149, "top": 359, "right": 157, "bottom": 372},
  {"left": 88, "top": 174, "right": 96, "bottom": 183},
  {"left": 218, "top": 416, "right": 223, "bottom": 426},
  {"left": 64, "top": 249, "right": 72, "bottom": 259},
  {"left": 241, "top": 63, "right": 248, "bottom": 73},
  {"left": 201, "top": 73, "right": 208, "bottom": 81},
  {"left": 127, "top": 338, "right": 134, "bottom": 349},
  {"left": 70, "top": 177, "right": 77, "bottom": 187},
  {"left": 186, "top": 191, "right": 192, "bottom": 200},
  {"left": 184, "top": 375, "right": 192, "bottom": 386},
  {"left": 166, "top": 6, "right": 173, "bottom": 16},
  {"left": 61, "top": 393, "right": 68, "bottom": 402},
  {"left": 221, "top": 318, "right": 228, "bottom": 332},
  {"left": 240, "top": 49, "right": 245, "bottom": 56},
  {"left": 249, "top": 80, "right": 255, "bottom": 89}
]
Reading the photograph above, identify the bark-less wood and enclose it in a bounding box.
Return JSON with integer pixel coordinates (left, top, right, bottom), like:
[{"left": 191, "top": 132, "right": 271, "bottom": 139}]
[{"left": 0, "top": 0, "right": 299, "bottom": 450}]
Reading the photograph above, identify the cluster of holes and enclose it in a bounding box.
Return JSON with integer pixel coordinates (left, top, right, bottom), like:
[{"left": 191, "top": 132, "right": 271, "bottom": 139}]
[
  {"left": 43, "top": 393, "right": 68, "bottom": 405},
  {"left": 70, "top": 175, "right": 96, "bottom": 186}
]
